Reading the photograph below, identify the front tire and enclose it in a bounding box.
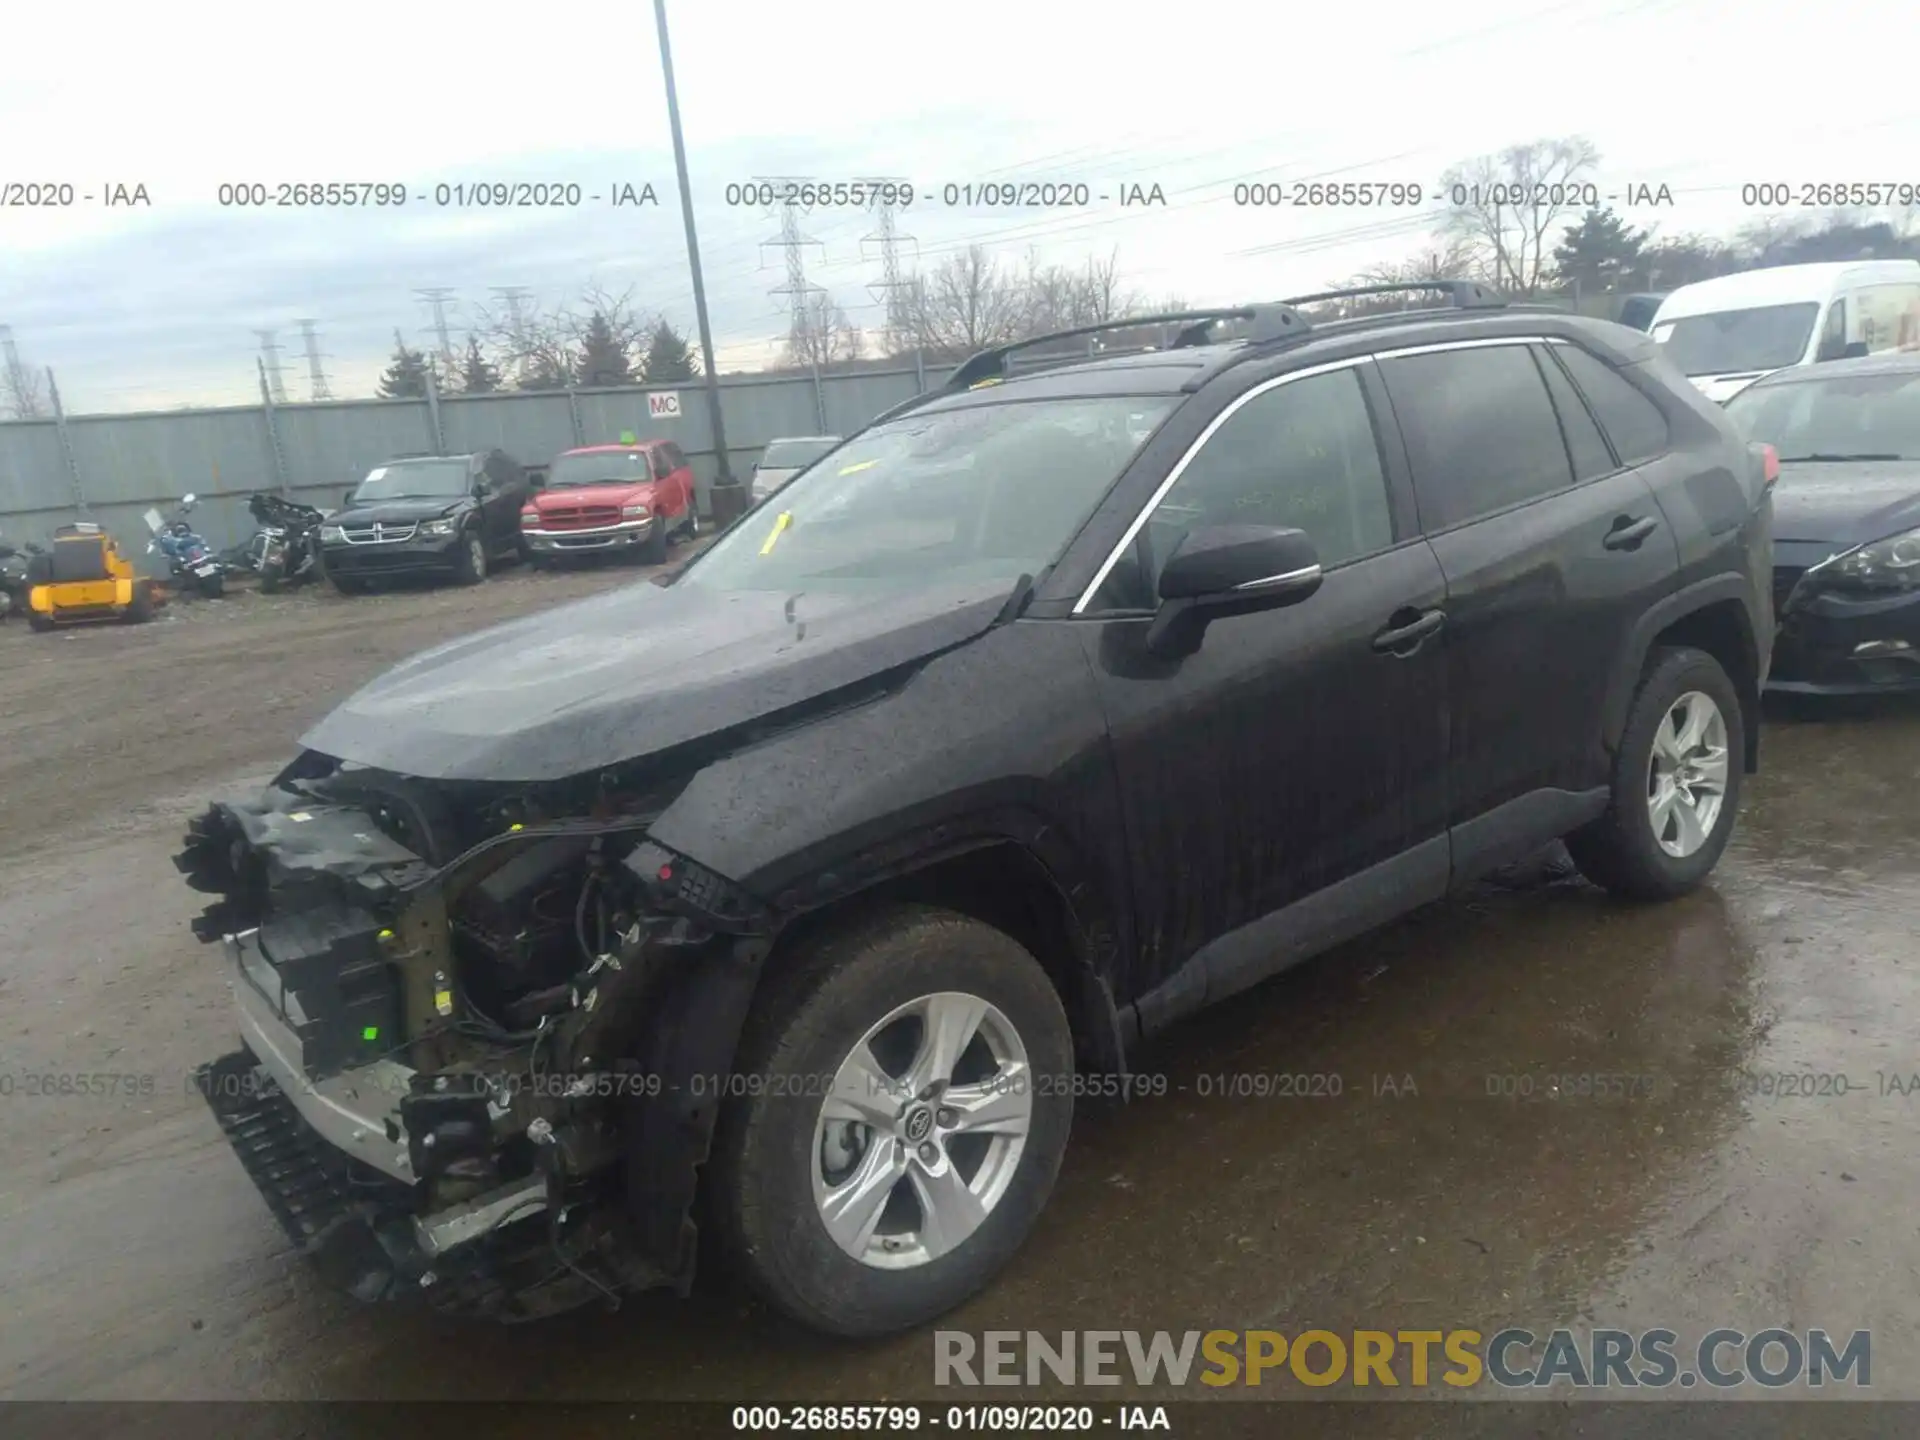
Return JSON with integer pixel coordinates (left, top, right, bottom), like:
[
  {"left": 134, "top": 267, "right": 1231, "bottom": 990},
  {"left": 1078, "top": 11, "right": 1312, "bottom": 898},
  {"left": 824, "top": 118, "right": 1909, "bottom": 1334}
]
[
  {"left": 639, "top": 513, "right": 668, "bottom": 565},
  {"left": 454, "top": 529, "right": 489, "bottom": 585},
  {"left": 1567, "top": 645, "right": 1744, "bottom": 901},
  {"left": 259, "top": 558, "right": 284, "bottom": 594},
  {"left": 123, "top": 581, "right": 155, "bottom": 624},
  {"left": 709, "top": 905, "right": 1074, "bottom": 1338}
]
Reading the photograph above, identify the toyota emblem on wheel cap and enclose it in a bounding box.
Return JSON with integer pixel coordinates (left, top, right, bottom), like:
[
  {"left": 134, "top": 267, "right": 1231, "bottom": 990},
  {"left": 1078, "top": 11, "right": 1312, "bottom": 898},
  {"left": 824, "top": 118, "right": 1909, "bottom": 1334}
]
[{"left": 903, "top": 1105, "right": 933, "bottom": 1142}]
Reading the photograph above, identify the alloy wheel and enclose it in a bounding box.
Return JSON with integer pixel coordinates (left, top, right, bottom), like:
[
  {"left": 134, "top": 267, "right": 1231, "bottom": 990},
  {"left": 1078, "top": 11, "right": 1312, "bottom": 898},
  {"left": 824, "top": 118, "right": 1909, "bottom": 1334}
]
[
  {"left": 1645, "top": 690, "right": 1728, "bottom": 858},
  {"left": 812, "top": 991, "right": 1032, "bottom": 1270}
]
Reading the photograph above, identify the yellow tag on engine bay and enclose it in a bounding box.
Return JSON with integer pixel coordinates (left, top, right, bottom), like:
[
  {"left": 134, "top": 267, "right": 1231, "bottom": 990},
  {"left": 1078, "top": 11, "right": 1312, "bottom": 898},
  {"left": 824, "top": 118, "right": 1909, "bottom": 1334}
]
[
  {"left": 759, "top": 511, "right": 792, "bottom": 555},
  {"left": 837, "top": 459, "right": 879, "bottom": 476}
]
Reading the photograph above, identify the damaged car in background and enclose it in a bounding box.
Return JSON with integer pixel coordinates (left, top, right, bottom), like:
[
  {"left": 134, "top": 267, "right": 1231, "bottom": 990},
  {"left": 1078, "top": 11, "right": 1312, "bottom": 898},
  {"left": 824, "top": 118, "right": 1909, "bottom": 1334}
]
[{"left": 177, "top": 286, "right": 1772, "bottom": 1337}]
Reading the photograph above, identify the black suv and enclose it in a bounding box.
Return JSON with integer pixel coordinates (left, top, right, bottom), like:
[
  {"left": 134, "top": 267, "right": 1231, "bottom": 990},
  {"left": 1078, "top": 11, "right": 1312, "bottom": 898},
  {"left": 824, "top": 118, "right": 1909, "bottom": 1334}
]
[
  {"left": 176, "top": 283, "right": 1773, "bottom": 1337},
  {"left": 321, "top": 450, "right": 530, "bottom": 593}
]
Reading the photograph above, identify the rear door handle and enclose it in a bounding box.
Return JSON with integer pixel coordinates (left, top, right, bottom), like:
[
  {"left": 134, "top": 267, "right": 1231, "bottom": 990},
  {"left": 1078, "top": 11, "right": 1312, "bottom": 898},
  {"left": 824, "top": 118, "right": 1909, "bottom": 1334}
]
[
  {"left": 1603, "top": 515, "right": 1659, "bottom": 550},
  {"left": 1372, "top": 607, "right": 1445, "bottom": 654}
]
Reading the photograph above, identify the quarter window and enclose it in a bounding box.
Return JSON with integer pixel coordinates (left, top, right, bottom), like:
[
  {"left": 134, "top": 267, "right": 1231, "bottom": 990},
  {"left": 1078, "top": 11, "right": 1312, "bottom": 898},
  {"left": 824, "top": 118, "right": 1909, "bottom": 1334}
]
[
  {"left": 1382, "top": 344, "right": 1573, "bottom": 530},
  {"left": 1533, "top": 345, "right": 1614, "bottom": 481},
  {"left": 1554, "top": 345, "right": 1671, "bottom": 465},
  {"left": 1093, "top": 367, "right": 1393, "bottom": 610}
]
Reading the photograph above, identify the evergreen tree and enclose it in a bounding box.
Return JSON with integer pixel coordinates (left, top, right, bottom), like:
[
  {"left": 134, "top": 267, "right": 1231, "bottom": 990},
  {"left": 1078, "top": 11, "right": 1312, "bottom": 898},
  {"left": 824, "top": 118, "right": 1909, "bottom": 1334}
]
[
  {"left": 640, "top": 321, "right": 696, "bottom": 383},
  {"left": 458, "top": 336, "right": 502, "bottom": 394},
  {"left": 575, "top": 311, "right": 634, "bottom": 386},
  {"left": 376, "top": 329, "right": 431, "bottom": 399},
  {"left": 1552, "top": 207, "right": 1649, "bottom": 294}
]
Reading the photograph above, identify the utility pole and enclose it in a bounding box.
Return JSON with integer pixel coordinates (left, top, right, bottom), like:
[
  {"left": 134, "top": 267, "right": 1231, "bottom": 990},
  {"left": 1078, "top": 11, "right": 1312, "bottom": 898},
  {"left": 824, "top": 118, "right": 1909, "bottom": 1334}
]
[
  {"left": 254, "top": 329, "right": 290, "bottom": 404},
  {"left": 415, "top": 288, "right": 459, "bottom": 376},
  {"left": 654, "top": 0, "right": 735, "bottom": 495},
  {"left": 489, "top": 286, "right": 534, "bottom": 386},
  {"left": 295, "top": 319, "right": 333, "bottom": 401},
  {"left": 859, "top": 179, "right": 920, "bottom": 377},
  {"left": 0, "top": 324, "right": 46, "bottom": 418}
]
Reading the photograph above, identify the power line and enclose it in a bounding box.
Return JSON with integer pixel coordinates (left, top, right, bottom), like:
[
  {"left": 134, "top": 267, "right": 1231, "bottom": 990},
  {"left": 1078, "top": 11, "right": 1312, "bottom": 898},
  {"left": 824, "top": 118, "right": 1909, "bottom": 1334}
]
[
  {"left": 253, "top": 329, "right": 289, "bottom": 404},
  {"left": 489, "top": 286, "right": 535, "bottom": 383},
  {"left": 0, "top": 324, "right": 46, "bottom": 418},
  {"left": 295, "top": 319, "right": 333, "bottom": 401}
]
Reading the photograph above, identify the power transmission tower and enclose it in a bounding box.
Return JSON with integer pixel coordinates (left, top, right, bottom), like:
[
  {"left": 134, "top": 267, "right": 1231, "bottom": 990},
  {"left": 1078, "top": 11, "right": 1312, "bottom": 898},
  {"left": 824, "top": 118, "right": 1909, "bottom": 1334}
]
[
  {"left": 0, "top": 324, "right": 46, "bottom": 418},
  {"left": 758, "top": 178, "right": 828, "bottom": 369},
  {"left": 490, "top": 286, "right": 535, "bottom": 384},
  {"left": 295, "top": 319, "right": 333, "bottom": 401},
  {"left": 415, "top": 288, "right": 459, "bottom": 376},
  {"left": 254, "top": 329, "right": 290, "bottom": 404},
  {"left": 858, "top": 179, "right": 920, "bottom": 358}
]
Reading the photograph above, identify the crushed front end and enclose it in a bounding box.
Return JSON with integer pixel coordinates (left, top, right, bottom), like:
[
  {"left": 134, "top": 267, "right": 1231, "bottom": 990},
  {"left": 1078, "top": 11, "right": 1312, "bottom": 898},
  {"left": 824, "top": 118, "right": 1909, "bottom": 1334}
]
[{"left": 176, "top": 751, "right": 770, "bottom": 1321}]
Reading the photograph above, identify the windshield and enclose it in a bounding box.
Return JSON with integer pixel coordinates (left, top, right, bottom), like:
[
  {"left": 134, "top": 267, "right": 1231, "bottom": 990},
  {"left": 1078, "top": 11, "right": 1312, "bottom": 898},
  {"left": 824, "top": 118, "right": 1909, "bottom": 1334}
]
[
  {"left": 351, "top": 459, "right": 470, "bottom": 502},
  {"left": 681, "top": 396, "right": 1176, "bottom": 596},
  {"left": 1652, "top": 302, "right": 1819, "bottom": 376},
  {"left": 1724, "top": 370, "right": 1920, "bottom": 462},
  {"left": 548, "top": 449, "right": 657, "bottom": 488},
  {"left": 760, "top": 438, "right": 840, "bottom": 471}
]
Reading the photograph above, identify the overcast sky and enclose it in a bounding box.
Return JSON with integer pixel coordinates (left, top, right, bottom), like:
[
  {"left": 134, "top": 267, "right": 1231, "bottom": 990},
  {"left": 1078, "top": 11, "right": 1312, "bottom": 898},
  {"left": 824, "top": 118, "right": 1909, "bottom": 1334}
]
[{"left": 2, "top": 0, "right": 1915, "bottom": 413}]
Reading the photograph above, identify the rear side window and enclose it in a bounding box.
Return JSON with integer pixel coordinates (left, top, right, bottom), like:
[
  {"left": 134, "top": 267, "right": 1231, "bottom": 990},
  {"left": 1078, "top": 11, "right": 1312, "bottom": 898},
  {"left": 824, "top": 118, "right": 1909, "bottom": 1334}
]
[
  {"left": 1532, "top": 345, "right": 1614, "bottom": 481},
  {"left": 662, "top": 442, "right": 687, "bottom": 468},
  {"left": 1382, "top": 345, "right": 1573, "bottom": 530},
  {"left": 1555, "top": 346, "right": 1671, "bottom": 465}
]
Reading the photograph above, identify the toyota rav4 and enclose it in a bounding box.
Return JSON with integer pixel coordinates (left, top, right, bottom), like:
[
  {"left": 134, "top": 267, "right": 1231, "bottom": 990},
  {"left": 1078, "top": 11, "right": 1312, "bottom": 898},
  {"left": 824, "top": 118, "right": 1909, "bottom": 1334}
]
[{"left": 177, "top": 283, "right": 1774, "bottom": 1338}]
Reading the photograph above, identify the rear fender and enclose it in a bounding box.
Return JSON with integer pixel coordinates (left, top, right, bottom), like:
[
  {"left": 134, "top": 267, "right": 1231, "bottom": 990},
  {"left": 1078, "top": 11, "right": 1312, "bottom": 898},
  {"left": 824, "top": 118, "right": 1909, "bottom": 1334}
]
[{"left": 1602, "top": 573, "right": 1762, "bottom": 773}]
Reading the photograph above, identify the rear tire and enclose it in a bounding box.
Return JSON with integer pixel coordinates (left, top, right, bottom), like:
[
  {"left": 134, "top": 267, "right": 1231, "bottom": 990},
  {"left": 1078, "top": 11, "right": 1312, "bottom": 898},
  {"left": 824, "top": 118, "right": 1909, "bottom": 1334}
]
[
  {"left": 680, "top": 504, "right": 701, "bottom": 542},
  {"left": 259, "top": 559, "right": 284, "bottom": 594},
  {"left": 708, "top": 905, "right": 1074, "bottom": 1338},
  {"left": 1566, "top": 645, "right": 1744, "bottom": 901},
  {"left": 29, "top": 609, "right": 54, "bottom": 632},
  {"left": 124, "top": 582, "right": 154, "bottom": 624}
]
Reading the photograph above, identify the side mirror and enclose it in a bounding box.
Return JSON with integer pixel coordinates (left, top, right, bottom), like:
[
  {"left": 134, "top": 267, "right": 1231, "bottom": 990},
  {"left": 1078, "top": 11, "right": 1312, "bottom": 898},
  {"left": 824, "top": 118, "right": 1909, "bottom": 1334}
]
[
  {"left": 1147, "top": 524, "right": 1322, "bottom": 658},
  {"left": 343, "top": 489, "right": 358, "bottom": 510},
  {"left": 1841, "top": 341, "right": 1870, "bottom": 359}
]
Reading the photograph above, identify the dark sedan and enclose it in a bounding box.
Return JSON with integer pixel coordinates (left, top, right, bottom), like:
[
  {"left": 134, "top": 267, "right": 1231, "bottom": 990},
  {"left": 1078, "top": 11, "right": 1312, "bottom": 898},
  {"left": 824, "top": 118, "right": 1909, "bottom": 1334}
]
[{"left": 1724, "top": 353, "right": 1920, "bottom": 695}]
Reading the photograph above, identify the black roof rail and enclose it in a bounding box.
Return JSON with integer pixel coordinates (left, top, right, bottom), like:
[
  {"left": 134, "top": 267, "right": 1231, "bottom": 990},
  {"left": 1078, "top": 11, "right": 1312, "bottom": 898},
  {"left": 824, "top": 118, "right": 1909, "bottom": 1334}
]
[{"left": 1279, "top": 279, "right": 1508, "bottom": 311}]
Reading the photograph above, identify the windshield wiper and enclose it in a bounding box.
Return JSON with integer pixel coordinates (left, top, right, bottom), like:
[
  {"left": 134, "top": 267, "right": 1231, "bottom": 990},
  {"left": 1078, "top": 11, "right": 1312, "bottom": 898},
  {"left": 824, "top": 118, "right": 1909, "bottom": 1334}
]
[{"left": 1778, "top": 453, "right": 1906, "bottom": 463}]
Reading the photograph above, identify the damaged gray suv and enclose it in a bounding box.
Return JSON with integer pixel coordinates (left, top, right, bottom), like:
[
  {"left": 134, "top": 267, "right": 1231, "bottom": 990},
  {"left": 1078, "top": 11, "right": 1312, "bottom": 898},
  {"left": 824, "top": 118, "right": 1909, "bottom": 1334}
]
[{"left": 179, "top": 284, "right": 1774, "bottom": 1336}]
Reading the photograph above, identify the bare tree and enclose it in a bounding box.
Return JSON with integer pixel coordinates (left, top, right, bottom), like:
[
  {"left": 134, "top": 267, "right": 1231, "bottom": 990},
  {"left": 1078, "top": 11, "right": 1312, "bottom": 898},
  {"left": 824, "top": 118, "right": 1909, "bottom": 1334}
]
[
  {"left": 783, "top": 291, "right": 866, "bottom": 371},
  {"left": 0, "top": 329, "right": 47, "bottom": 419},
  {"left": 465, "top": 283, "right": 661, "bottom": 391},
  {"left": 905, "top": 246, "right": 1032, "bottom": 357},
  {"left": 1440, "top": 137, "right": 1602, "bottom": 297},
  {"left": 1306, "top": 239, "right": 1485, "bottom": 319}
]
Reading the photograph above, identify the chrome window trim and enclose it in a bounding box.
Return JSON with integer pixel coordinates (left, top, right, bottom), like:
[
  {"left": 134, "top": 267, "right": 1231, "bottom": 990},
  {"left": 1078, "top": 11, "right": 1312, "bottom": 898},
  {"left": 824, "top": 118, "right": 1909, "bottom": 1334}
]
[
  {"left": 1368, "top": 334, "right": 1559, "bottom": 360},
  {"left": 1072, "top": 356, "right": 1371, "bottom": 615},
  {"left": 1235, "top": 563, "right": 1322, "bottom": 591}
]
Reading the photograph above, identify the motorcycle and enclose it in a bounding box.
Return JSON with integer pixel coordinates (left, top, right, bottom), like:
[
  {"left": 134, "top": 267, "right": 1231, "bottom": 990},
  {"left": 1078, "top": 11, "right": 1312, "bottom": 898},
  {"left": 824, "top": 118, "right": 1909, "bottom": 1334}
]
[
  {"left": 247, "top": 492, "right": 325, "bottom": 593},
  {"left": 0, "top": 529, "right": 44, "bottom": 622},
  {"left": 144, "top": 494, "right": 227, "bottom": 598}
]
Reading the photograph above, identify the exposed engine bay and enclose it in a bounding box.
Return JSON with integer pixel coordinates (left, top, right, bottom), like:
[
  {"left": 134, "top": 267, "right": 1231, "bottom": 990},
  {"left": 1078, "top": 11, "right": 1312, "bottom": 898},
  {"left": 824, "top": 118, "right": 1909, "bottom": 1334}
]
[{"left": 176, "top": 749, "right": 771, "bottom": 1321}]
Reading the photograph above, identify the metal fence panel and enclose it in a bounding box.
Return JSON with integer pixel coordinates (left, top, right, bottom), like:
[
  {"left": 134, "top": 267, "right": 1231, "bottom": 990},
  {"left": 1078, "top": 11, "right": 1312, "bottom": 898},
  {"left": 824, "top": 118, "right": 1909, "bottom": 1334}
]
[{"left": 0, "top": 365, "right": 949, "bottom": 551}]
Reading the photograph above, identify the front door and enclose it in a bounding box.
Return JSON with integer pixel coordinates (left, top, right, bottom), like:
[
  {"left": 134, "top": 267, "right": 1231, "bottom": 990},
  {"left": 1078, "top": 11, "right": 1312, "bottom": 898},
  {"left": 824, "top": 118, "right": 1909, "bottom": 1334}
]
[{"left": 1074, "top": 360, "right": 1451, "bottom": 1021}]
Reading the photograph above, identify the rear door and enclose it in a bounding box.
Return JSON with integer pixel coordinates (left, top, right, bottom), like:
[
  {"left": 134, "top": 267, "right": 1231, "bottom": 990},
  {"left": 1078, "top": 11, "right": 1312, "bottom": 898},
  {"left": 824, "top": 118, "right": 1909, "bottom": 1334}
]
[
  {"left": 657, "top": 442, "right": 694, "bottom": 519},
  {"left": 1377, "top": 337, "right": 1678, "bottom": 881}
]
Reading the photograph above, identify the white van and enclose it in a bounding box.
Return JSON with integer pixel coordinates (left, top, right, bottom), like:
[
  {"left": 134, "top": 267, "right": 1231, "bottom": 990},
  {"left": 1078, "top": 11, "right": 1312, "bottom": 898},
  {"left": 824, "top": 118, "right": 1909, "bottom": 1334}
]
[{"left": 1648, "top": 260, "right": 1920, "bottom": 404}]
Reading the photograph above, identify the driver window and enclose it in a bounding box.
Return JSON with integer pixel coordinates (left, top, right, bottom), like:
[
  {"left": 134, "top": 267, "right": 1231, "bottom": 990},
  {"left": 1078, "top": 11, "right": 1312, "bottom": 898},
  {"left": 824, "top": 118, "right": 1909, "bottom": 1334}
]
[{"left": 1093, "top": 367, "right": 1393, "bottom": 610}]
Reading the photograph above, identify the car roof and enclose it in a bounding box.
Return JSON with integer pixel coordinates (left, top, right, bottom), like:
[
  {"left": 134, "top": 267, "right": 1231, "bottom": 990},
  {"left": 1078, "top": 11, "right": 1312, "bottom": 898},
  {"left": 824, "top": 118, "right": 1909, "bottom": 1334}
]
[
  {"left": 1742, "top": 349, "right": 1920, "bottom": 389},
  {"left": 764, "top": 435, "right": 841, "bottom": 444},
  {"left": 1654, "top": 261, "right": 1920, "bottom": 319},
  {"left": 563, "top": 442, "right": 664, "bottom": 454},
  {"left": 904, "top": 308, "right": 1653, "bottom": 414}
]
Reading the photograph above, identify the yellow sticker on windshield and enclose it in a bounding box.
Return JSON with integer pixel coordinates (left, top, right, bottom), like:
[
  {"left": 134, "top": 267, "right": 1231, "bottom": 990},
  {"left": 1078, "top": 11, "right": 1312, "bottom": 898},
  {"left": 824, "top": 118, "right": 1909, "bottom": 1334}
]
[
  {"left": 759, "top": 511, "right": 792, "bottom": 555},
  {"left": 837, "top": 458, "right": 879, "bottom": 476}
]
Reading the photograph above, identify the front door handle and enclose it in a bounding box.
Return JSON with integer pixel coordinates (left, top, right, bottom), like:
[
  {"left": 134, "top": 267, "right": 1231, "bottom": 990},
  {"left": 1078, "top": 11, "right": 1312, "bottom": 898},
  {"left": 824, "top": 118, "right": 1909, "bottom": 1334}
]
[
  {"left": 1372, "top": 607, "right": 1445, "bottom": 655},
  {"left": 1603, "top": 515, "right": 1659, "bottom": 550}
]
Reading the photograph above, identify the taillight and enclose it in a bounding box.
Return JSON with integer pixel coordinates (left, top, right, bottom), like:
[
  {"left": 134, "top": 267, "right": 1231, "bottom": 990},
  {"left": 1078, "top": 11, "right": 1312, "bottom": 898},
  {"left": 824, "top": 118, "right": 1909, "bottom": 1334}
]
[{"left": 1758, "top": 443, "right": 1779, "bottom": 489}]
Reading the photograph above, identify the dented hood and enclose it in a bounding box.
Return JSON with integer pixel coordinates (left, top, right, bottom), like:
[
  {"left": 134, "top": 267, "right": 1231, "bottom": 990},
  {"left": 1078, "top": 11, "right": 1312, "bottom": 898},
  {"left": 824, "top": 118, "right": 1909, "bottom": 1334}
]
[{"left": 299, "top": 575, "right": 1012, "bottom": 781}]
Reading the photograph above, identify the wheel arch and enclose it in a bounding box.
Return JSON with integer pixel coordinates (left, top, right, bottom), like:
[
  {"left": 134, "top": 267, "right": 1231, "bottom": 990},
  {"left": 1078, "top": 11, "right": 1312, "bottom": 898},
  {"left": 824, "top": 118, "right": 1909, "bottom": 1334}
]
[{"left": 1604, "top": 576, "right": 1763, "bottom": 774}]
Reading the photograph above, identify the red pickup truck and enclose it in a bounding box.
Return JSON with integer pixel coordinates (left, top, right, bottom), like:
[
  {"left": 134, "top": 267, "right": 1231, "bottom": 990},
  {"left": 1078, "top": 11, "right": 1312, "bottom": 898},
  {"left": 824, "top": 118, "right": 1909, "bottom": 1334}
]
[{"left": 520, "top": 439, "right": 700, "bottom": 566}]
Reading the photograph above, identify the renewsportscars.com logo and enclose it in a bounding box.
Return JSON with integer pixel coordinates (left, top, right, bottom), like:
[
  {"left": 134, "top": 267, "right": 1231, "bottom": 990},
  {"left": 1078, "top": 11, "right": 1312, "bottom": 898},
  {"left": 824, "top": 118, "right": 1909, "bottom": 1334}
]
[{"left": 933, "top": 1328, "right": 1871, "bottom": 1390}]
